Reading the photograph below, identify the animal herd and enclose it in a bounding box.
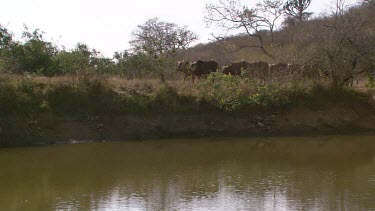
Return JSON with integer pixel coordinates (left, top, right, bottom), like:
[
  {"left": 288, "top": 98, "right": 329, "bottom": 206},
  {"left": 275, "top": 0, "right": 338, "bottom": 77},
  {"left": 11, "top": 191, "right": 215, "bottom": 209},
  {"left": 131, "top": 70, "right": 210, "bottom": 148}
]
[{"left": 176, "top": 59, "right": 323, "bottom": 83}]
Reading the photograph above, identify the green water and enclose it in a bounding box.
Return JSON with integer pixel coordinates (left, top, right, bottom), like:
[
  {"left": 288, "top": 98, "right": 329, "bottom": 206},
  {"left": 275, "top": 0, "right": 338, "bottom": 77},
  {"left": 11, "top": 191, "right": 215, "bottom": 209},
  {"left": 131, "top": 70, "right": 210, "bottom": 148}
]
[{"left": 0, "top": 135, "right": 374, "bottom": 210}]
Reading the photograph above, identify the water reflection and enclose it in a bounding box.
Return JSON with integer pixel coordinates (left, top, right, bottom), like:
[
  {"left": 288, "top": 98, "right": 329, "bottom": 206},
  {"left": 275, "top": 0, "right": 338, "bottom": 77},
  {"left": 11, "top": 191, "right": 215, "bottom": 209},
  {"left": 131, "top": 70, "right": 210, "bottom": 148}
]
[{"left": 0, "top": 135, "right": 374, "bottom": 210}]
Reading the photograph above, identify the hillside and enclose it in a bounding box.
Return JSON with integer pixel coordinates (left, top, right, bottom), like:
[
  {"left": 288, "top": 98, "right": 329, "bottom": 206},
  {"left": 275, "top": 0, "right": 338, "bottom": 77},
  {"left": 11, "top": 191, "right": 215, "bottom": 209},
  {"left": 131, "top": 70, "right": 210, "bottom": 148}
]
[{"left": 179, "top": 1, "right": 375, "bottom": 69}]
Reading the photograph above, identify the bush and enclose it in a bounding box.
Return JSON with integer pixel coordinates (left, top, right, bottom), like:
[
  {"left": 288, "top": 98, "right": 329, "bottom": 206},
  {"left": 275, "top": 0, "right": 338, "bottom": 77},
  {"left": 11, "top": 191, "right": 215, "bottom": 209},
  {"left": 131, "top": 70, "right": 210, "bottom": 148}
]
[
  {"left": 46, "top": 83, "right": 80, "bottom": 114},
  {"left": 366, "top": 75, "right": 375, "bottom": 88},
  {"left": 151, "top": 85, "right": 178, "bottom": 109},
  {"left": 198, "top": 73, "right": 292, "bottom": 111},
  {"left": 46, "top": 77, "right": 123, "bottom": 115},
  {"left": 0, "top": 78, "right": 44, "bottom": 116}
]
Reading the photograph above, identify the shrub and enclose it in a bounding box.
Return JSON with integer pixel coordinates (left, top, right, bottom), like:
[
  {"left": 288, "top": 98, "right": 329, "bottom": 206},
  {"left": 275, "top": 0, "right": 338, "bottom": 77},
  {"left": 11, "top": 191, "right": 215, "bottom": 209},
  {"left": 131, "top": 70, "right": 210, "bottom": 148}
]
[
  {"left": 0, "top": 78, "right": 44, "bottom": 116},
  {"left": 151, "top": 85, "right": 178, "bottom": 109},
  {"left": 46, "top": 77, "right": 123, "bottom": 115},
  {"left": 46, "top": 83, "right": 80, "bottom": 114},
  {"left": 366, "top": 75, "right": 375, "bottom": 88},
  {"left": 198, "top": 73, "right": 293, "bottom": 111}
]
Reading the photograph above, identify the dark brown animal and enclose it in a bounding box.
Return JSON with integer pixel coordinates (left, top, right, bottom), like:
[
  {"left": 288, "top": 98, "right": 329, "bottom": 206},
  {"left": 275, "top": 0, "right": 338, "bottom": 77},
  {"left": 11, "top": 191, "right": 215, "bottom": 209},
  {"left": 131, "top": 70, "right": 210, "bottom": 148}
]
[
  {"left": 246, "top": 61, "right": 269, "bottom": 84},
  {"left": 286, "top": 64, "right": 303, "bottom": 81},
  {"left": 269, "top": 63, "right": 289, "bottom": 82},
  {"left": 190, "top": 60, "right": 218, "bottom": 81},
  {"left": 302, "top": 64, "right": 321, "bottom": 79},
  {"left": 222, "top": 60, "right": 251, "bottom": 75},
  {"left": 177, "top": 60, "right": 218, "bottom": 82}
]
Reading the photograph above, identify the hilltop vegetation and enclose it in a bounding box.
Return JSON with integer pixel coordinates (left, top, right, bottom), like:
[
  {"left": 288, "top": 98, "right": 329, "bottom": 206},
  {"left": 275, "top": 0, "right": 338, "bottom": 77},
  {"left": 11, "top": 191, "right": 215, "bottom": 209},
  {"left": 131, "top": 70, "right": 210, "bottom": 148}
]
[
  {"left": 187, "top": 0, "right": 375, "bottom": 88},
  {"left": 0, "top": 0, "right": 375, "bottom": 146}
]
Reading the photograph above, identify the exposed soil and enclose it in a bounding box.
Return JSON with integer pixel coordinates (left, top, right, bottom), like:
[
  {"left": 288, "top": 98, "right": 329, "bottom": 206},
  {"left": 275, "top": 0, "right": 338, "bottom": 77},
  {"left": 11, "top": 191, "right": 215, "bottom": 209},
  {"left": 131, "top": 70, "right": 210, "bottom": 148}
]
[{"left": 4, "top": 102, "right": 370, "bottom": 146}]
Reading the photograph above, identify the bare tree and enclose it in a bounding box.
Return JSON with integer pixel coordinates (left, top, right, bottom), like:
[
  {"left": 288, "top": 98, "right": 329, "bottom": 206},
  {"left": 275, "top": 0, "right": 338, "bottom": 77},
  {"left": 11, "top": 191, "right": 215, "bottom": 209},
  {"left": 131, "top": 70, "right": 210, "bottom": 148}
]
[
  {"left": 205, "top": 0, "right": 284, "bottom": 58},
  {"left": 130, "top": 18, "right": 198, "bottom": 58},
  {"left": 363, "top": 0, "right": 374, "bottom": 4},
  {"left": 284, "top": 0, "right": 313, "bottom": 23},
  {"left": 256, "top": 0, "right": 285, "bottom": 44},
  {"left": 317, "top": 0, "right": 375, "bottom": 88}
]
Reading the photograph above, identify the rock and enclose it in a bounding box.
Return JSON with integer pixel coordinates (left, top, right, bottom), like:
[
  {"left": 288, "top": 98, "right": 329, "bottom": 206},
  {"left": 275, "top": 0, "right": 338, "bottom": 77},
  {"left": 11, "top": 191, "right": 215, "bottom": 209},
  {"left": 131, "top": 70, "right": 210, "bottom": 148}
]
[
  {"left": 97, "top": 124, "right": 104, "bottom": 128},
  {"left": 248, "top": 124, "right": 256, "bottom": 129},
  {"left": 317, "top": 117, "right": 325, "bottom": 123},
  {"left": 69, "top": 139, "right": 78, "bottom": 144},
  {"left": 293, "top": 122, "right": 301, "bottom": 127},
  {"left": 104, "top": 139, "right": 111, "bottom": 142},
  {"left": 28, "top": 120, "right": 38, "bottom": 126},
  {"left": 254, "top": 116, "right": 264, "bottom": 121},
  {"left": 257, "top": 122, "right": 265, "bottom": 128},
  {"left": 257, "top": 142, "right": 265, "bottom": 149}
]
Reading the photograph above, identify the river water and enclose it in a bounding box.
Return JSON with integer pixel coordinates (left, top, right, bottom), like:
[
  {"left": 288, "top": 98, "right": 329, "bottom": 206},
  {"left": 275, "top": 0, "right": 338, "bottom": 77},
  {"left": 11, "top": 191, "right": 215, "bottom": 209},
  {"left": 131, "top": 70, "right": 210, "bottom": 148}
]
[{"left": 0, "top": 135, "right": 374, "bottom": 210}]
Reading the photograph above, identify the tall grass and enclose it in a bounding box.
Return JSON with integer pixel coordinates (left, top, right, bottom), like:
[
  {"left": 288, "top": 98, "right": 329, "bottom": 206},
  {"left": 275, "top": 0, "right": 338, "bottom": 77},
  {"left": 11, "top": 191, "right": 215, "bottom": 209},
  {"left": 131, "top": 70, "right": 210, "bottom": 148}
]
[{"left": 0, "top": 73, "right": 372, "bottom": 118}]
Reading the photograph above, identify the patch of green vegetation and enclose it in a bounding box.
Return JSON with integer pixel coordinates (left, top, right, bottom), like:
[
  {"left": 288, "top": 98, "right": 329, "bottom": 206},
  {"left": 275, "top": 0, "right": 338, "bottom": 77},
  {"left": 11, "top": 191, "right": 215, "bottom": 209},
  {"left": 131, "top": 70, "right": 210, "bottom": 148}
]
[
  {"left": 305, "top": 83, "right": 371, "bottom": 104},
  {"left": 0, "top": 78, "right": 45, "bottom": 117},
  {"left": 366, "top": 75, "right": 375, "bottom": 88},
  {"left": 198, "top": 73, "right": 302, "bottom": 111},
  {"left": 46, "top": 77, "right": 123, "bottom": 115},
  {"left": 0, "top": 75, "right": 372, "bottom": 116}
]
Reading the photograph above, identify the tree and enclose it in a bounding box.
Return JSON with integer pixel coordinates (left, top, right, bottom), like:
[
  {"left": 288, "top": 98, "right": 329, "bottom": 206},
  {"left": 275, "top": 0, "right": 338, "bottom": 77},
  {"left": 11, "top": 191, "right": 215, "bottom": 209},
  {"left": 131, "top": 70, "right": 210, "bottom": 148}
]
[
  {"left": 284, "top": 0, "right": 313, "bottom": 23},
  {"left": 130, "top": 18, "right": 197, "bottom": 58},
  {"left": 20, "top": 27, "right": 59, "bottom": 75},
  {"left": 0, "top": 25, "right": 13, "bottom": 50},
  {"left": 0, "top": 26, "right": 58, "bottom": 75},
  {"left": 205, "top": 0, "right": 284, "bottom": 58},
  {"left": 363, "top": 0, "right": 374, "bottom": 4},
  {"left": 90, "top": 49, "right": 116, "bottom": 74},
  {"left": 0, "top": 25, "right": 14, "bottom": 72},
  {"left": 54, "top": 43, "right": 93, "bottom": 75},
  {"left": 316, "top": 0, "right": 375, "bottom": 88},
  {"left": 256, "top": 0, "right": 285, "bottom": 44},
  {"left": 113, "top": 50, "right": 166, "bottom": 78}
]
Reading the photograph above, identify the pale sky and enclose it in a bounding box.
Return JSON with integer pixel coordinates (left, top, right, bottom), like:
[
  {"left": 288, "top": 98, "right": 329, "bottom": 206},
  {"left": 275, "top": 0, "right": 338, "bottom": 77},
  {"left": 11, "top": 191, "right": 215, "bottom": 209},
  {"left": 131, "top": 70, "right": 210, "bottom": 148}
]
[{"left": 1, "top": 0, "right": 359, "bottom": 57}]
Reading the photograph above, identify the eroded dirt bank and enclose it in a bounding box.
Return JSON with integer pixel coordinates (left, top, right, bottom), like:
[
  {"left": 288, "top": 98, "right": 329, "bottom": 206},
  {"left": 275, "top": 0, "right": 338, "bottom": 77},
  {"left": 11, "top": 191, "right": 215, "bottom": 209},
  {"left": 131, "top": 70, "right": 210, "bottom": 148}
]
[{"left": 1, "top": 101, "right": 374, "bottom": 147}]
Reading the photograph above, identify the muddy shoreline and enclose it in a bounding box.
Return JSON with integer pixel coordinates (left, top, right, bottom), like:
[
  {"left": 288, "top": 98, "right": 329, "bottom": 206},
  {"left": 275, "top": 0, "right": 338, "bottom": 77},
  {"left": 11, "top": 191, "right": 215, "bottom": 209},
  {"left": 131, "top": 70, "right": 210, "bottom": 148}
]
[{"left": 2, "top": 102, "right": 374, "bottom": 147}]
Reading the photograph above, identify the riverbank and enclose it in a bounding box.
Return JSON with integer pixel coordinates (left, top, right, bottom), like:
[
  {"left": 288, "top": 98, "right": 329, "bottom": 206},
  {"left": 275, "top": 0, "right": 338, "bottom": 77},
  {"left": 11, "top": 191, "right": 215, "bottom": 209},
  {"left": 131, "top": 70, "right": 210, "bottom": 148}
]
[
  {"left": 0, "top": 75, "right": 374, "bottom": 147},
  {"left": 3, "top": 103, "right": 374, "bottom": 146}
]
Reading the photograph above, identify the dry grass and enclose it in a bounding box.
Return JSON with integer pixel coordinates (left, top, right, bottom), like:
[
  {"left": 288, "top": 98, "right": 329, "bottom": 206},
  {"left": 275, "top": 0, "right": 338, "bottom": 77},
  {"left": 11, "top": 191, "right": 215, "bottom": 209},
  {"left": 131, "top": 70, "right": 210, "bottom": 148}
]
[
  {"left": 11, "top": 74, "right": 205, "bottom": 97},
  {"left": 0, "top": 72, "right": 369, "bottom": 97}
]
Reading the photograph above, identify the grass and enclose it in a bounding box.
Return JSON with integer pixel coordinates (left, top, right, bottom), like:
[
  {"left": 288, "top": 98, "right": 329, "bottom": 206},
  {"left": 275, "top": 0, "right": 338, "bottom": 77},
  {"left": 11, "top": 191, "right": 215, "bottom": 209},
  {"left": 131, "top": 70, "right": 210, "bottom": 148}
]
[{"left": 0, "top": 73, "right": 372, "bottom": 115}]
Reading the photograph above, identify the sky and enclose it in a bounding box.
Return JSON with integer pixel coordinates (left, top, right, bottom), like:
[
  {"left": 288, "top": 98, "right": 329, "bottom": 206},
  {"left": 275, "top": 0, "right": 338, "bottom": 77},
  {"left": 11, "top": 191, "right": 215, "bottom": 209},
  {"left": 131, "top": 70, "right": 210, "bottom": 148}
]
[{"left": 1, "top": 0, "right": 360, "bottom": 57}]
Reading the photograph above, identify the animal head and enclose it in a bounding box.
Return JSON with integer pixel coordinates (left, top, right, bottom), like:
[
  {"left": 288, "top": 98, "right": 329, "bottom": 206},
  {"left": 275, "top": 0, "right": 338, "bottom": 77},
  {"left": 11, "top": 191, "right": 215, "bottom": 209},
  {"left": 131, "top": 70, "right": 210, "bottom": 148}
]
[{"left": 176, "top": 60, "right": 190, "bottom": 72}]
